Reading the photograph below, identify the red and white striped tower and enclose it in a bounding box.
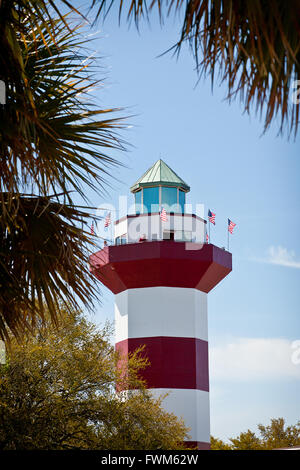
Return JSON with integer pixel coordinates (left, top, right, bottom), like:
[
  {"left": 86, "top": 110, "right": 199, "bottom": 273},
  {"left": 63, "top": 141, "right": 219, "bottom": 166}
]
[{"left": 90, "top": 160, "right": 232, "bottom": 449}]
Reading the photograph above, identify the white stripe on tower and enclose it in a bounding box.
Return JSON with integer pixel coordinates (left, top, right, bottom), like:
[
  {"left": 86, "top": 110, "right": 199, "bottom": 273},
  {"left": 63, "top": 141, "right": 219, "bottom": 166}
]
[
  {"left": 150, "top": 388, "right": 210, "bottom": 446},
  {"left": 115, "top": 286, "right": 210, "bottom": 448}
]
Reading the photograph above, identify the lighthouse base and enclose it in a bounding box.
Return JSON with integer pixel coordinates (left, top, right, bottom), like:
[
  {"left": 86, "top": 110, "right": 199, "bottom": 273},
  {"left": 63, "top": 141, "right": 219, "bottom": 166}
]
[
  {"left": 184, "top": 442, "right": 211, "bottom": 450},
  {"left": 149, "top": 388, "right": 210, "bottom": 448}
]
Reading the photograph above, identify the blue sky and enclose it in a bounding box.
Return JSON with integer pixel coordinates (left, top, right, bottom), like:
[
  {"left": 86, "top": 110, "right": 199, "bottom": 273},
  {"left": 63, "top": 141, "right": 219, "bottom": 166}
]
[{"left": 80, "top": 7, "right": 300, "bottom": 441}]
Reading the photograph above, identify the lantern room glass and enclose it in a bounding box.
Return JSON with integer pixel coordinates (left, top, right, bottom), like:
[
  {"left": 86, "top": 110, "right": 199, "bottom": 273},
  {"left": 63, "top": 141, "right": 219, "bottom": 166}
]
[
  {"left": 143, "top": 187, "right": 159, "bottom": 213},
  {"left": 161, "top": 187, "right": 177, "bottom": 212},
  {"left": 135, "top": 190, "right": 142, "bottom": 214},
  {"left": 134, "top": 186, "right": 186, "bottom": 214},
  {"left": 179, "top": 190, "right": 185, "bottom": 213}
]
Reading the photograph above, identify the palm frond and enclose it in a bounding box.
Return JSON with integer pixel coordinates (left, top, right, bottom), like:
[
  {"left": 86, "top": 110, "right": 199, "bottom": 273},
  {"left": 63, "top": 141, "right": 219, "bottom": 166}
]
[
  {"left": 0, "top": 3, "right": 129, "bottom": 340},
  {"left": 94, "top": 0, "right": 300, "bottom": 137},
  {"left": 0, "top": 5, "right": 128, "bottom": 202},
  {"left": 0, "top": 193, "right": 99, "bottom": 342}
]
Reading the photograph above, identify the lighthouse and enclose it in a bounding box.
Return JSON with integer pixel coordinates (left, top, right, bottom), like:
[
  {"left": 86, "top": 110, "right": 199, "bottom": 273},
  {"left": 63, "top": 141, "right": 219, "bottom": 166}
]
[{"left": 90, "top": 160, "right": 232, "bottom": 449}]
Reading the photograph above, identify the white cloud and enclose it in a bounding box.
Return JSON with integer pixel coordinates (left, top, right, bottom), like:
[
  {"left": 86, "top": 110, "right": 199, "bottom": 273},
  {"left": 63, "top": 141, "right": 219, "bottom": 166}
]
[
  {"left": 210, "top": 338, "right": 300, "bottom": 382},
  {"left": 265, "top": 246, "right": 300, "bottom": 269}
]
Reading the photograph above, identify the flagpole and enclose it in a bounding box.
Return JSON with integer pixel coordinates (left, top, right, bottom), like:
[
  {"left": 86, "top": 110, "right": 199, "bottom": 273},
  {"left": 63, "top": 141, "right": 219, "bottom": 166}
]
[
  {"left": 110, "top": 215, "right": 113, "bottom": 245},
  {"left": 227, "top": 225, "right": 229, "bottom": 252}
]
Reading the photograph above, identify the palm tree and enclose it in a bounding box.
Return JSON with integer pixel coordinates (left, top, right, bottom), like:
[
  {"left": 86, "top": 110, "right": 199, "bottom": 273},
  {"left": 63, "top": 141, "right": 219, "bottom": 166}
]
[
  {"left": 0, "top": 2, "right": 127, "bottom": 340},
  {"left": 94, "top": 0, "right": 300, "bottom": 137}
]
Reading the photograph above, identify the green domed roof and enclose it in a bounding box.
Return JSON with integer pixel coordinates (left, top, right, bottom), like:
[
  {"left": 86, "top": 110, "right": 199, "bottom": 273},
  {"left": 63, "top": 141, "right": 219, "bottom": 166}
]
[{"left": 130, "top": 159, "right": 190, "bottom": 193}]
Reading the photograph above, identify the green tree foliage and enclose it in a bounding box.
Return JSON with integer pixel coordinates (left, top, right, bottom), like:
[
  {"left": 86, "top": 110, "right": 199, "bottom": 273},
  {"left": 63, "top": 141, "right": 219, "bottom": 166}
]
[
  {"left": 258, "top": 418, "right": 300, "bottom": 450},
  {"left": 0, "top": 307, "right": 188, "bottom": 450},
  {"left": 211, "top": 418, "right": 300, "bottom": 450},
  {"left": 210, "top": 436, "right": 232, "bottom": 450},
  {"left": 230, "top": 430, "right": 262, "bottom": 450}
]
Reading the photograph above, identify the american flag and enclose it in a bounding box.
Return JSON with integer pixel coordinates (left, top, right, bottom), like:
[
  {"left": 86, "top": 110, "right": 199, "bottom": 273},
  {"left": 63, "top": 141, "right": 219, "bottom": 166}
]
[
  {"left": 228, "top": 219, "right": 236, "bottom": 234},
  {"left": 160, "top": 207, "right": 168, "bottom": 222},
  {"left": 91, "top": 222, "right": 95, "bottom": 235},
  {"left": 208, "top": 209, "right": 216, "bottom": 225},
  {"left": 104, "top": 212, "right": 111, "bottom": 229}
]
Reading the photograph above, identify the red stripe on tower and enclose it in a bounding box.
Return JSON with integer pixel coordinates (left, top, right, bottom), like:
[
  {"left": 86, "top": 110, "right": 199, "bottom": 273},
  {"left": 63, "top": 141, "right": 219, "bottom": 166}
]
[{"left": 116, "top": 336, "right": 209, "bottom": 391}]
